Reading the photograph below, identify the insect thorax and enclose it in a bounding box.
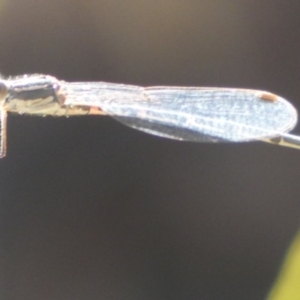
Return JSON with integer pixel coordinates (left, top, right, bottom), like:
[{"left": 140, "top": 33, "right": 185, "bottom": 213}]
[{"left": 4, "top": 74, "right": 90, "bottom": 116}]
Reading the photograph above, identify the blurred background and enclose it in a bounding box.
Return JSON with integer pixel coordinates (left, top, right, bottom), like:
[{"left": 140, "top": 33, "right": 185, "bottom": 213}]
[{"left": 0, "top": 1, "right": 300, "bottom": 299}]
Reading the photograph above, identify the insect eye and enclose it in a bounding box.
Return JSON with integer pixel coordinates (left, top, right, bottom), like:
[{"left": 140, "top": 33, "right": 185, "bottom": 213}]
[{"left": 0, "top": 81, "right": 8, "bottom": 101}]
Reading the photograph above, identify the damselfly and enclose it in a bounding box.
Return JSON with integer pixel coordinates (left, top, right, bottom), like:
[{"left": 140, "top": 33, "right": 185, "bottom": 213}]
[{"left": 0, "top": 74, "right": 299, "bottom": 157}]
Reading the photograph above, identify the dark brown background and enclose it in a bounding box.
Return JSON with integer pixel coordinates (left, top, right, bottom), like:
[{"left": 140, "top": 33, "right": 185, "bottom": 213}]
[{"left": 0, "top": 1, "right": 300, "bottom": 299}]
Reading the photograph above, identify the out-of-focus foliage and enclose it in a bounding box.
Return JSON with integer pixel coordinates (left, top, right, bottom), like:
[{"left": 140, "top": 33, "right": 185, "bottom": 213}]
[{"left": 267, "top": 232, "right": 300, "bottom": 300}]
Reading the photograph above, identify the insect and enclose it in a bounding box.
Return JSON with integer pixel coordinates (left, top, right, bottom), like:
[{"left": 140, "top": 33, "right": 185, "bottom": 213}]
[{"left": 0, "top": 73, "right": 299, "bottom": 157}]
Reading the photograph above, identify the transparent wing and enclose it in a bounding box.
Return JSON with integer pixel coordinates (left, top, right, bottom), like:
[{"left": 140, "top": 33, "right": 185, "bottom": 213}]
[{"left": 62, "top": 82, "right": 297, "bottom": 143}]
